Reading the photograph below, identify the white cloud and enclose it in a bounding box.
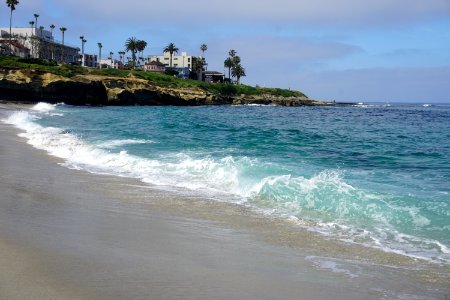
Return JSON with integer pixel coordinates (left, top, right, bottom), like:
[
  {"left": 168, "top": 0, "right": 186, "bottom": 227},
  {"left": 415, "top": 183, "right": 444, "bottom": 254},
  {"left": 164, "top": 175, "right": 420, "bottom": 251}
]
[{"left": 45, "top": 0, "right": 450, "bottom": 28}]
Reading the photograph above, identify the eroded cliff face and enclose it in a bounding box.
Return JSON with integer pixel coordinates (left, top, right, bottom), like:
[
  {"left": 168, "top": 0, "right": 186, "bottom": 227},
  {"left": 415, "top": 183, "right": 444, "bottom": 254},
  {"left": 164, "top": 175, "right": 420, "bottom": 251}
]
[
  {"left": 0, "top": 69, "right": 323, "bottom": 106},
  {"left": 0, "top": 69, "right": 108, "bottom": 105}
]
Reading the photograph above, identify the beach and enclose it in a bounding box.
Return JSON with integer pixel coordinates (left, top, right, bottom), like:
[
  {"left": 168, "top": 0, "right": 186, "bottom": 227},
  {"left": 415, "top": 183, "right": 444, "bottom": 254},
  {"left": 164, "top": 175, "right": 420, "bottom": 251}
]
[{"left": 1, "top": 103, "right": 449, "bottom": 299}]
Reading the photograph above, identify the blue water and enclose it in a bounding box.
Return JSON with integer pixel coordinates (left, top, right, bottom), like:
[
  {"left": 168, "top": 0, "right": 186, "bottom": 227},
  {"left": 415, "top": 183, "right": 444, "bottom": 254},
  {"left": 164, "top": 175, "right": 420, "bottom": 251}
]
[{"left": 5, "top": 103, "right": 450, "bottom": 263}]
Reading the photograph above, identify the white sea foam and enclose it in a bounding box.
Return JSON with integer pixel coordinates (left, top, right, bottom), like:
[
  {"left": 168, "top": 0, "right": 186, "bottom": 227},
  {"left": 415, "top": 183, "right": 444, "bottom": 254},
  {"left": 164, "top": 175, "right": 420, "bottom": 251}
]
[
  {"left": 31, "top": 102, "right": 56, "bottom": 112},
  {"left": 97, "top": 139, "right": 155, "bottom": 149},
  {"left": 3, "top": 103, "right": 450, "bottom": 264},
  {"left": 305, "top": 256, "right": 360, "bottom": 278}
]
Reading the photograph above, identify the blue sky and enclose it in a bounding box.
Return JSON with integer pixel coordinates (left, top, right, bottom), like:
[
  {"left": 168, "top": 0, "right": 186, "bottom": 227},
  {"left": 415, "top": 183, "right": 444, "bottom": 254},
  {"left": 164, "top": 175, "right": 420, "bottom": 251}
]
[{"left": 3, "top": 0, "right": 450, "bottom": 102}]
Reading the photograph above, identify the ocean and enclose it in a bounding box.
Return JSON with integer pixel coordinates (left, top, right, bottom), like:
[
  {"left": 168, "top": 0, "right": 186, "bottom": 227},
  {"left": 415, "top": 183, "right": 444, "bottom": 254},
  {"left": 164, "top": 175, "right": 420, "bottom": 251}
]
[{"left": 4, "top": 102, "right": 450, "bottom": 265}]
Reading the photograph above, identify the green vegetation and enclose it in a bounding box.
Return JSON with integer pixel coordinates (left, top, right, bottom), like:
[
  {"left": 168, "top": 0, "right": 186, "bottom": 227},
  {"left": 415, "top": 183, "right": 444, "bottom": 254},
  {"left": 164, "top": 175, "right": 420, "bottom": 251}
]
[
  {"left": 90, "top": 68, "right": 305, "bottom": 97},
  {"left": 125, "top": 37, "right": 147, "bottom": 68},
  {"left": 0, "top": 56, "right": 306, "bottom": 98},
  {"left": 225, "top": 49, "right": 246, "bottom": 84},
  {"left": 0, "top": 56, "right": 86, "bottom": 77},
  {"left": 163, "top": 43, "right": 179, "bottom": 68}
]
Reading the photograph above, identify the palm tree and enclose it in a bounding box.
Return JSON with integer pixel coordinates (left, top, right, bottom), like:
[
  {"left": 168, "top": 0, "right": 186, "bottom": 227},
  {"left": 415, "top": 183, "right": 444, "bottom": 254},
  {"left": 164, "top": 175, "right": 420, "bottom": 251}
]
[
  {"left": 163, "top": 43, "right": 179, "bottom": 68},
  {"left": 28, "top": 21, "right": 35, "bottom": 56},
  {"left": 136, "top": 40, "right": 147, "bottom": 65},
  {"left": 80, "top": 36, "right": 86, "bottom": 66},
  {"left": 6, "top": 0, "right": 19, "bottom": 55},
  {"left": 97, "top": 43, "right": 102, "bottom": 68},
  {"left": 59, "top": 27, "right": 67, "bottom": 63},
  {"left": 125, "top": 37, "right": 138, "bottom": 68},
  {"left": 109, "top": 51, "right": 114, "bottom": 68},
  {"left": 34, "top": 13, "right": 39, "bottom": 28},
  {"left": 233, "top": 55, "right": 241, "bottom": 65},
  {"left": 231, "top": 64, "right": 246, "bottom": 85},
  {"left": 200, "top": 44, "right": 207, "bottom": 57},
  {"left": 39, "top": 25, "right": 44, "bottom": 37},
  {"left": 228, "top": 49, "right": 236, "bottom": 58},
  {"left": 224, "top": 57, "right": 233, "bottom": 81},
  {"left": 60, "top": 27, "right": 67, "bottom": 44},
  {"left": 50, "top": 24, "right": 55, "bottom": 35},
  {"left": 118, "top": 51, "right": 125, "bottom": 65},
  {"left": 193, "top": 59, "right": 204, "bottom": 80}
]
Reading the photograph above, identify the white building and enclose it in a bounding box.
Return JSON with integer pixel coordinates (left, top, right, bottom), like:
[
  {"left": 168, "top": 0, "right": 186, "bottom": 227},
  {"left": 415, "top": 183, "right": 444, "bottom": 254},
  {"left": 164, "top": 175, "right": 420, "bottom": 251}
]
[
  {"left": 99, "top": 58, "right": 120, "bottom": 69},
  {"left": 1, "top": 27, "right": 53, "bottom": 42},
  {"left": 0, "top": 27, "right": 79, "bottom": 63},
  {"left": 148, "top": 51, "right": 196, "bottom": 70},
  {"left": 79, "top": 54, "right": 98, "bottom": 68}
]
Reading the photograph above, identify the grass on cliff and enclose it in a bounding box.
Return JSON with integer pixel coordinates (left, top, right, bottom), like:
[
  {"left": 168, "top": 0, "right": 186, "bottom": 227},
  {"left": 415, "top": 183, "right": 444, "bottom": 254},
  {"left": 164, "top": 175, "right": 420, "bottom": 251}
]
[
  {"left": 0, "top": 56, "right": 87, "bottom": 77},
  {"left": 91, "top": 68, "right": 306, "bottom": 98},
  {"left": 0, "top": 56, "right": 306, "bottom": 98}
]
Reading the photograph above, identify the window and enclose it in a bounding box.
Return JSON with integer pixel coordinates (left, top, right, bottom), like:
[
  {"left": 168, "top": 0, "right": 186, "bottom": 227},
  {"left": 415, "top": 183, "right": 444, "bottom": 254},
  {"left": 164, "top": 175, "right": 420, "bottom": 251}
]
[
  {"left": 188, "top": 58, "right": 190, "bottom": 62},
  {"left": 174, "top": 64, "right": 178, "bottom": 66},
  {"left": 188, "top": 64, "right": 190, "bottom": 68},
  {"left": 174, "top": 58, "right": 178, "bottom": 60}
]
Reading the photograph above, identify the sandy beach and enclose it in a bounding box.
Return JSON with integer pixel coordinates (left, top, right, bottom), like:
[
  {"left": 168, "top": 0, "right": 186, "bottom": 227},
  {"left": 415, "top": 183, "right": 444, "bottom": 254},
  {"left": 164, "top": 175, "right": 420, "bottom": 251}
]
[{"left": 1, "top": 104, "right": 449, "bottom": 300}]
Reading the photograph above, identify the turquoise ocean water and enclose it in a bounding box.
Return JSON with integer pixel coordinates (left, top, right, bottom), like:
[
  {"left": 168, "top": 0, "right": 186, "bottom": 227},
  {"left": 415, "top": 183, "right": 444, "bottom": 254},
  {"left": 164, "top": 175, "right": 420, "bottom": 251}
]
[{"left": 4, "top": 102, "right": 450, "bottom": 263}]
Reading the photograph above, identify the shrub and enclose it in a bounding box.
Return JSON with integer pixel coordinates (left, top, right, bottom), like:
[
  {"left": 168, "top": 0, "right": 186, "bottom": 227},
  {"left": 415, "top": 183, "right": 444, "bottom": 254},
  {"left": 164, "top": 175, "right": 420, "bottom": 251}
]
[
  {"left": 164, "top": 69, "right": 179, "bottom": 76},
  {"left": 17, "top": 58, "right": 57, "bottom": 66}
]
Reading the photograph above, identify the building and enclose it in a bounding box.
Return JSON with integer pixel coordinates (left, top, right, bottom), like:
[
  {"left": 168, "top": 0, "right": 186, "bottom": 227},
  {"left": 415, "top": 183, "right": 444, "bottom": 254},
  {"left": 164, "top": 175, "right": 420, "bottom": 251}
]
[
  {"left": 99, "top": 58, "right": 120, "bottom": 69},
  {"left": 0, "top": 40, "right": 30, "bottom": 58},
  {"left": 148, "top": 51, "right": 199, "bottom": 70},
  {"left": 79, "top": 54, "right": 98, "bottom": 68},
  {"left": 0, "top": 27, "right": 79, "bottom": 63},
  {"left": 144, "top": 60, "right": 166, "bottom": 72},
  {"left": 203, "top": 71, "right": 225, "bottom": 83}
]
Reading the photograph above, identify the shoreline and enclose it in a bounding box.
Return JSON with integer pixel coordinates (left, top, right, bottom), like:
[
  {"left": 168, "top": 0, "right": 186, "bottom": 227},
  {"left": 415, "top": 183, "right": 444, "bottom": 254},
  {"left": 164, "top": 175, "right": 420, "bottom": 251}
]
[{"left": 1, "top": 104, "right": 449, "bottom": 299}]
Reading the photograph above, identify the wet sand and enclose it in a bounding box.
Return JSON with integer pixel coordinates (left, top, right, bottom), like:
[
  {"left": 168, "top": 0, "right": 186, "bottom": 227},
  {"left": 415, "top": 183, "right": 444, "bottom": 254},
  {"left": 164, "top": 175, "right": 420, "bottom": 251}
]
[{"left": 1, "top": 105, "right": 449, "bottom": 299}]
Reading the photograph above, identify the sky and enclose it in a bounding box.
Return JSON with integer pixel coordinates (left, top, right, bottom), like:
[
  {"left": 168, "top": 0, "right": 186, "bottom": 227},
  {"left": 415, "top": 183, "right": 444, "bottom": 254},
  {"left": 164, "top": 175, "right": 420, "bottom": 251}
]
[{"left": 3, "top": 0, "right": 450, "bottom": 103}]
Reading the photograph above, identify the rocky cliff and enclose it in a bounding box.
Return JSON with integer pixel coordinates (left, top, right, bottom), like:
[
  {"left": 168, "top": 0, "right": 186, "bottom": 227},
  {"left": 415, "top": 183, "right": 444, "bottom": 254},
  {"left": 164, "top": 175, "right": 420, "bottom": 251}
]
[{"left": 0, "top": 69, "right": 332, "bottom": 106}]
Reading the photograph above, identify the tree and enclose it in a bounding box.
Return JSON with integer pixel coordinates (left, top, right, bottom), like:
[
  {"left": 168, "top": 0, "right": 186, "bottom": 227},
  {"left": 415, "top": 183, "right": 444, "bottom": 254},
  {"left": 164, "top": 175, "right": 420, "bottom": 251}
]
[
  {"left": 231, "top": 64, "right": 246, "bottom": 85},
  {"left": 34, "top": 13, "right": 39, "bottom": 28},
  {"left": 232, "top": 55, "right": 241, "bottom": 66},
  {"left": 200, "top": 44, "right": 207, "bottom": 57},
  {"left": 50, "top": 24, "right": 55, "bottom": 35},
  {"left": 163, "top": 43, "right": 179, "bottom": 68},
  {"left": 6, "top": 0, "right": 19, "bottom": 55},
  {"left": 80, "top": 36, "right": 86, "bottom": 66},
  {"left": 28, "top": 21, "right": 35, "bottom": 56},
  {"left": 136, "top": 40, "right": 147, "bottom": 65},
  {"left": 109, "top": 51, "right": 114, "bottom": 67},
  {"left": 118, "top": 51, "right": 125, "bottom": 65},
  {"left": 192, "top": 58, "right": 204, "bottom": 80},
  {"left": 60, "top": 27, "right": 67, "bottom": 63},
  {"left": 97, "top": 43, "right": 102, "bottom": 68},
  {"left": 228, "top": 49, "right": 236, "bottom": 58},
  {"left": 224, "top": 57, "right": 233, "bottom": 81},
  {"left": 125, "top": 37, "right": 138, "bottom": 68},
  {"left": 39, "top": 26, "right": 44, "bottom": 37}
]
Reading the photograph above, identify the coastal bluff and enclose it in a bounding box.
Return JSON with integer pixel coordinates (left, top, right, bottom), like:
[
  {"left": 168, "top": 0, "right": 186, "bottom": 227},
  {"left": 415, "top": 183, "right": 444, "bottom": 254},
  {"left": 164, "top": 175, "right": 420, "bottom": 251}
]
[{"left": 0, "top": 69, "right": 332, "bottom": 106}]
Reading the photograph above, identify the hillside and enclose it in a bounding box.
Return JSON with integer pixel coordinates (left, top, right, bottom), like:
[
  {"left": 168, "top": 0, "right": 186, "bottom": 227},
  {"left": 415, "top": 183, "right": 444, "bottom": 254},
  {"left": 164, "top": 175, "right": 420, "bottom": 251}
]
[{"left": 0, "top": 56, "right": 332, "bottom": 106}]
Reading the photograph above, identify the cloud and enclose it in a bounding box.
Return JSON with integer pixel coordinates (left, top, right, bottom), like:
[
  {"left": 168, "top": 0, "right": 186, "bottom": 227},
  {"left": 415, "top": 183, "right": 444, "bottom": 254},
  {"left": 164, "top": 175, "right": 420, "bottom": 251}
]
[
  {"left": 41, "top": 0, "right": 450, "bottom": 29},
  {"left": 292, "top": 66, "right": 450, "bottom": 102},
  {"left": 212, "top": 36, "right": 362, "bottom": 63}
]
